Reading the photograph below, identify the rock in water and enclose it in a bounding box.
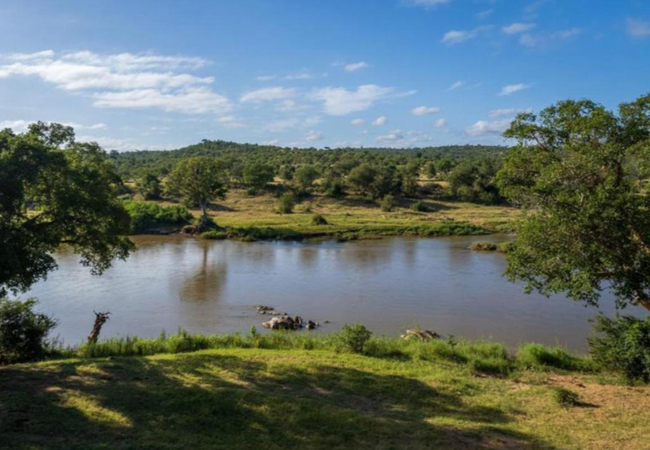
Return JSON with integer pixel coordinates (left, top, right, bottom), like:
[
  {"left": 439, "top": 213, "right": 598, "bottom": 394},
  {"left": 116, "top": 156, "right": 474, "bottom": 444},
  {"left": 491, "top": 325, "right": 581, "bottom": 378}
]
[{"left": 401, "top": 329, "right": 441, "bottom": 341}]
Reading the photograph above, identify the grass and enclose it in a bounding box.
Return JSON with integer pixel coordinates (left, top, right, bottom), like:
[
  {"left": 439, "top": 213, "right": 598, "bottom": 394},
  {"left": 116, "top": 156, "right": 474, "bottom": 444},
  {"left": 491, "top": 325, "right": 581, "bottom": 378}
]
[
  {"left": 2, "top": 335, "right": 650, "bottom": 449},
  {"left": 148, "top": 187, "right": 520, "bottom": 240}
]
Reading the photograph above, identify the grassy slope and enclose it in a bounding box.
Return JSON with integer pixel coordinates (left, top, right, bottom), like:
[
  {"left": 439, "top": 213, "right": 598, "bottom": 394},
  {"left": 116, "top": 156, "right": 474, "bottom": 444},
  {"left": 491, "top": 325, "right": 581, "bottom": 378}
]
[
  {"left": 2, "top": 348, "right": 649, "bottom": 450},
  {"left": 154, "top": 186, "right": 520, "bottom": 239}
]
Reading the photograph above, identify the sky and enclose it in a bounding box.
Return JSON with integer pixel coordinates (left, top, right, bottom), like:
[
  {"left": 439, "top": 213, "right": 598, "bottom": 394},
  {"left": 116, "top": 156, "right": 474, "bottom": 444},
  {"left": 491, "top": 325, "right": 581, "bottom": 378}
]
[{"left": 0, "top": 0, "right": 649, "bottom": 151}]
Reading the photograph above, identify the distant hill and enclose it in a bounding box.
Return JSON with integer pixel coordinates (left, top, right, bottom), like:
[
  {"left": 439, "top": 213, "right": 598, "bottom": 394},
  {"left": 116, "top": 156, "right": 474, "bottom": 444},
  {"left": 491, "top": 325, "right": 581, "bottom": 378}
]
[{"left": 110, "top": 139, "right": 509, "bottom": 178}]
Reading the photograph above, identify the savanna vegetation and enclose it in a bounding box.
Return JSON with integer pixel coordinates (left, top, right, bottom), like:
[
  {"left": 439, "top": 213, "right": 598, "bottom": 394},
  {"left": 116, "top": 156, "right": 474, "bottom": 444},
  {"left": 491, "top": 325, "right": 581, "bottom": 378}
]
[{"left": 3, "top": 94, "right": 650, "bottom": 449}]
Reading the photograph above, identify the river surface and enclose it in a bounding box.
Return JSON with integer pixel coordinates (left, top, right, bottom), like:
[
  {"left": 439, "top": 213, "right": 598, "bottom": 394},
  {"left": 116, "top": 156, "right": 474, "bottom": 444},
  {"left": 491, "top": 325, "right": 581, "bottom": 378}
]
[{"left": 21, "top": 235, "right": 641, "bottom": 353}]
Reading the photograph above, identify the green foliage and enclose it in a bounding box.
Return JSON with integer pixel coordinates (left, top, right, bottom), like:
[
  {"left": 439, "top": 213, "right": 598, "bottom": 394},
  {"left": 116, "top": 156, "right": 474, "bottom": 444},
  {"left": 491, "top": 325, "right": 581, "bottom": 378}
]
[
  {"left": 293, "top": 165, "right": 319, "bottom": 193},
  {"left": 337, "top": 324, "right": 372, "bottom": 353},
  {"left": 0, "top": 298, "right": 57, "bottom": 364},
  {"left": 311, "top": 214, "right": 328, "bottom": 225},
  {"left": 243, "top": 162, "right": 275, "bottom": 192},
  {"left": 448, "top": 159, "right": 502, "bottom": 204},
  {"left": 277, "top": 193, "right": 296, "bottom": 214},
  {"left": 0, "top": 123, "right": 133, "bottom": 296},
  {"left": 166, "top": 156, "right": 227, "bottom": 227},
  {"left": 135, "top": 173, "right": 162, "bottom": 200},
  {"left": 497, "top": 94, "right": 650, "bottom": 311},
  {"left": 200, "top": 230, "right": 227, "bottom": 240},
  {"left": 589, "top": 315, "right": 650, "bottom": 383},
  {"left": 552, "top": 387, "right": 580, "bottom": 407},
  {"left": 123, "top": 201, "right": 193, "bottom": 234},
  {"left": 516, "top": 343, "right": 590, "bottom": 371},
  {"left": 409, "top": 200, "right": 429, "bottom": 212},
  {"left": 469, "top": 241, "right": 498, "bottom": 251},
  {"left": 380, "top": 194, "right": 395, "bottom": 212}
]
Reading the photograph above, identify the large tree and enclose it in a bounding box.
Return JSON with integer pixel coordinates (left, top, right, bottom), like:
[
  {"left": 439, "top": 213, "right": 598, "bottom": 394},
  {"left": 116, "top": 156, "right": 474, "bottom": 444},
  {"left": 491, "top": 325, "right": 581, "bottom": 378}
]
[
  {"left": 166, "top": 156, "right": 227, "bottom": 229},
  {"left": 0, "top": 122, "right": 133, "bottom": 296},
  {"left": 497, "top": 94, "right": 650, "bottom": 311}
]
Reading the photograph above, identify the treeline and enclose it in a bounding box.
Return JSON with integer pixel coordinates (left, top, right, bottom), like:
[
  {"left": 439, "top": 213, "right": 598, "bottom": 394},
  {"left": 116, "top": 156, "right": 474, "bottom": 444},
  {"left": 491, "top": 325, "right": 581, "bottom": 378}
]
[{"left": 111, "top": 140, "right": 508, "bottom": 205}]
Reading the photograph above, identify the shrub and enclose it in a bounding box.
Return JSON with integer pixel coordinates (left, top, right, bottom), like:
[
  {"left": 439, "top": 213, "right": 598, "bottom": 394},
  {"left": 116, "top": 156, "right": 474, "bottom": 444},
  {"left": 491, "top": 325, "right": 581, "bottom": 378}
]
[
  {"left": 200, "top": 230, "right": 227, "bottom": 240},
  {"left": 337, "top": 324, "right": 372, "bottom": 353},
  {"left": 516, "top": 343, "right": 588, "bottom": 371},
  {"left": 469, "top": 241, "right": 498, "bottom": 251},
  {"left": 409, "top": 200, "right": 429, "bottom": 212},
  {"left": 277, "top": 193, "right": 296, "bottom": 214},
  {"left": 552, "top": 387, "right": 580, "bottom": 407},
  {"left": 0, "top": 298, "right": 57, "bottom": 364},
  {"left": 496, "top": 241, "right": 515, "bottom": 253},
  {"left": 589, "top": 314, "right": 650, "bottom": 383},
  {"left": 123, "top": 200, "right": 193, "bottom": 234},
  {"left": 380, "top": 194, "right": 395, "bottom": 212},
  {"left": 311, "top": 214, "right": 328, "bottom": 225}
]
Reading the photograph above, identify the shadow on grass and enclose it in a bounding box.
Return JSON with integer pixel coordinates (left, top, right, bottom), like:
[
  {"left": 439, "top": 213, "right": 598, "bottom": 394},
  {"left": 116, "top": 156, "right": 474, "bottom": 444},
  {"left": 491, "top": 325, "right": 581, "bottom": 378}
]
[{"left": 0, "top": 353, "right": 557, "bottom": 449}]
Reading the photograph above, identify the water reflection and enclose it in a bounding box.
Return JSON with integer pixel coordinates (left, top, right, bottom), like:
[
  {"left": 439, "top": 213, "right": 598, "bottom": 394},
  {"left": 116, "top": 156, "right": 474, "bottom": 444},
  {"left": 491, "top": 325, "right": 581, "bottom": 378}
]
[{"left": 19, "top": 234, "right": 645, "bottom": 352}]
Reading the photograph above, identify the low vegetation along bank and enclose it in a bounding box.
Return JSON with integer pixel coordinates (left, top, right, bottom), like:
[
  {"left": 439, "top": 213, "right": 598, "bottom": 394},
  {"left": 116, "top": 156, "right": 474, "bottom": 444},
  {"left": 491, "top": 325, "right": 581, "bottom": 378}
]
[{"left": 2, "top": 329, "right": 649, "bottom": 449}]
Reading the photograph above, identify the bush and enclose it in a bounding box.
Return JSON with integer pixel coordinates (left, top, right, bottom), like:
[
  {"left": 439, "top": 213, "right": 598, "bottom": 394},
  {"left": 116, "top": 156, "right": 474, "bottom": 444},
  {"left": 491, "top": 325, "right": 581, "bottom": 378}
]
[
  {"left": 409, "top": 200, "right": 429, "bottom": 212},
  {"left": 516, "top": 343, "right": 588, "bottom": 371},
  {"left": 469, "top": 241, "right": 498, "bottom": 251},
  {"left": 0, "top": 298, "right": 57, "bottom": 364},
  {"left": 589, "top": 315, "right": 650, "bottom": 383},
  {"left": 496, "top": 242, "right": 515, "bottom": 253},
  {"left": 123, "top": 200, "right": 193, "bottom": 234},
  {"left": 311, "top": 214, "right": 328, "bottom": 225},
  {"left": 337, "top": 324, "right": 372, "bottom": 353},
  {"left": 380, "top": 194, "right": 395, "bottom": 212},
  {"left": 552, "top": 387, "right": 580, "bottom": 407},
  {"left": 200, "top": 230, "right": 227, "bottom": 240},
  {"left": 277, "top": 193, "right": 296, "bottom": 214}
]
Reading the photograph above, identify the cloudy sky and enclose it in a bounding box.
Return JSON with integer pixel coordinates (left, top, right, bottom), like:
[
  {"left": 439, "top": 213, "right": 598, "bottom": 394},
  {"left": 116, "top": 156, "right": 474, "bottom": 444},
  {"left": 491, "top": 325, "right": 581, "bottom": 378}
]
[{"left": 0, "top": 0, "right": 649, "bottom": 151}]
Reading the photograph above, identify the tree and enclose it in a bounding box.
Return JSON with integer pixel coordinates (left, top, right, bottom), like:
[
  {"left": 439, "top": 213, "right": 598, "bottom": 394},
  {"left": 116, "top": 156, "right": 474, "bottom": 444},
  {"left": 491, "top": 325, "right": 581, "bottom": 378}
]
[
  {"left": 167, "top": 157, "right": 227, "bottom": 229},
  {"left": 242, "top": 162, "right": 275, "bottom": 193},
  {"left": 0, "top": 122, "right": 133, "bottom": 296},
  {"left": 135, "top": 173, "right": 162, "bottom": 200},
  {"left": 496, "top": 94, "right": 650, "bottom": 311},
  {"left": 294, "top": 165, "right": 319, "bottom": 193}
]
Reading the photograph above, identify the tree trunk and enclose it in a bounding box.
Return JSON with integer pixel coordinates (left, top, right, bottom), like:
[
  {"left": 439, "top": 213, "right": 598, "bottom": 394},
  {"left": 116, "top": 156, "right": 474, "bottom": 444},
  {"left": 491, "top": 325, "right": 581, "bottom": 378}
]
[{"left": 88, "top": 311, "right": 110, "bottom": 344}]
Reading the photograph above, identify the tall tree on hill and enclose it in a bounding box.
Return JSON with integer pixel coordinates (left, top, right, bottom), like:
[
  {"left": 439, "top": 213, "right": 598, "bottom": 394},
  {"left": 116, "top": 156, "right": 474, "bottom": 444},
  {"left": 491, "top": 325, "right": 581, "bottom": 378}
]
[
  {"left": 497, "top": 94, "right": 650, "bottom": 311},
  {"left": 166, "top": 157, "right": 227, "bottom": 230}
]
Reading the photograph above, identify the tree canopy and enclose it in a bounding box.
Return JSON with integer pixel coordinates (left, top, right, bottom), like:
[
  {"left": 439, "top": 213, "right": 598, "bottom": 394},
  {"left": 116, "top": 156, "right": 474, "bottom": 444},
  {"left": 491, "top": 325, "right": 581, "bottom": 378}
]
[
  {"left": 497, "top": 94, "right": 650, "bottom": 311},
  {"left": 0, "top": 122, "right": 133, "bottom": 296}
]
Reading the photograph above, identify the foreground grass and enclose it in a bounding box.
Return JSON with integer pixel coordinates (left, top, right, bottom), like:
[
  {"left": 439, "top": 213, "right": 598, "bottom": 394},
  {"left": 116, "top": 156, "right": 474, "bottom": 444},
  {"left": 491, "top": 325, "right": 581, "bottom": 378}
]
[
  {"left": 152, "top": 187, "right": 519, "bottom": 240},
  {"left": 2, "top": 334, "right": 649, "bottom": 449}
]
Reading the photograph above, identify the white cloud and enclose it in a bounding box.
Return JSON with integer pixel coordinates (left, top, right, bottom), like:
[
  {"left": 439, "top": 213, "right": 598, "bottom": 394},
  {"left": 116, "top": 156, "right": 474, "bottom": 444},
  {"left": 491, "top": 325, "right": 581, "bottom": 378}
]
[
  {"left": 627, "top": 18, "right": 650, "bottom": 38},
  {"left": 305, "top": 130, "right": 323, "bottom": 141},
  {"left": 264, "top": 116, "right": 321, "bottom": 133},
  {"left": 351, "top": 118, "right": 365, "bottom": 126},
  {"left": 476, "top": 9, "right": 493, "bottom": 20},
  {"left": 0, "top": 119, "right": 107, "bottom": 133},
  {"left": 502, "top": 23, "right": 536, "bottom": 35},
  {"left": 0, "top": 50, "right": 233, "bottom": 115},
  {"left": 285, "top": 72, "right": 314, "bottom": 80},
  {"left": 94, "top": 87, "right": 232, "bottom": 114},
  {"left": 520, "top": 28, "right": 582, "bottom": 47},
  {"left": 465, "top": 119, "right": 511, "bottom": 136},
  {"left": 499, "top": 83, "right": 530, "bottom": 96},
  {"left": 441, "top": 30, "right": 476, "bottom": 44},
  {"left": 76, "top": 135, "right": 178, "bottom": 152},
  {"left": 256, "top": 74, "right": 276, "bottom": 81},
  {"left": 344, "top": 61, "right": 369, "bottom": 72},
  {"left": 217, "top": 116, "right": 246, "bottom": 128},
  {"left": 312, "top": 84, "right": 409, "bottom": 116},
  {"left": 446, "top": 80, "right": 464, "bottom": 91},
  {"left": 411, "top": 105, "right": 440, "bottom": 116},
  {"left": 434, "top": 118, "right": 447, "bottom": 128},
  {"left": 276, "top": 99, "right": 309, "bottom": 112},
  {"left": 372, "top": 116, "right": 387, "bottom": 126},
  {"left": 488, "top": 107, "right": 532, "bottom": 118},
  {"left": 240, "top": 86, "right": 296, "bottom": 103},
  {"left": 376, "top": 129, "right": 403, "bottom": 142}
]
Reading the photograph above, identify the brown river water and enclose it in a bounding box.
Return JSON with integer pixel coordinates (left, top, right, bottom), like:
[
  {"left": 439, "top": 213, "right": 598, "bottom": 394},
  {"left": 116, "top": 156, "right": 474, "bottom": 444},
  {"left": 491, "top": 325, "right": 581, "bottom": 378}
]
[{"left": 20, "top": 234, "right": 643, "bottom": 353}]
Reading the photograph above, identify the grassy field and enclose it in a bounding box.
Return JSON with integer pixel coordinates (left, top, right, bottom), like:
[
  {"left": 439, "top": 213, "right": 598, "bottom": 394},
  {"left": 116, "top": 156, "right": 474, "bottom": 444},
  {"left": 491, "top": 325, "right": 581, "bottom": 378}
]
[
  {"left": 153, "top": 187, "right": 521, "bottom": 240},
  {"left": 1, "top": 345, "right": 648, "bottom": 450}
]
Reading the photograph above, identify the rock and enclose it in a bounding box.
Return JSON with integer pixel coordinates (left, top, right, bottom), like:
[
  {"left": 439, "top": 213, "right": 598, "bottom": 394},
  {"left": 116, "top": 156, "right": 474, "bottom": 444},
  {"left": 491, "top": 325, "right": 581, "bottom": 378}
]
[
  {"left": 294, "top": 316, "right": 303, "bottom": 327},
  {"left": 256, "top": 305, "right": 275, "bottom": 314},
  {"left": 305, "top": 320, "right": 319, "bottom": 330},
  {"left": 401, "top": 329, "right": 441, "bottom": 341},
  {"left": 262, "top": 315, "right": 296, "bottom": 330}
]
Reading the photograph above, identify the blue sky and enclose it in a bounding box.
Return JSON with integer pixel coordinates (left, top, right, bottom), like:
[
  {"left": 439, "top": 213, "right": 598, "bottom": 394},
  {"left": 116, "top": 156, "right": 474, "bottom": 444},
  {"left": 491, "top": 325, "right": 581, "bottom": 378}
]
[{"left": 0, "top": 0, "right": 649, "bottom": 151}]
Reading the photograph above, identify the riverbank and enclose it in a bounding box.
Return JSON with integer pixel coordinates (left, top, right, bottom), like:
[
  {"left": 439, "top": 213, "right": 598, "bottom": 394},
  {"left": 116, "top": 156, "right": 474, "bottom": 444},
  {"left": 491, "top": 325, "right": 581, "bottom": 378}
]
[
  {"left": 139, "top": 188, "right": 520, "bottom": 241},
  {"left": 3, "top": 335, "right": 649, "bottom": 449}
]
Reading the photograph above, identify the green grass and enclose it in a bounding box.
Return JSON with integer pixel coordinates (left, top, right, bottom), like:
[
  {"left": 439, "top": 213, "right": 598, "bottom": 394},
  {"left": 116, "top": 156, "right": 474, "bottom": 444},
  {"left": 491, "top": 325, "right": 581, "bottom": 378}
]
[{"left": 2, "top": 340, "right": 650, "bottom": 449}]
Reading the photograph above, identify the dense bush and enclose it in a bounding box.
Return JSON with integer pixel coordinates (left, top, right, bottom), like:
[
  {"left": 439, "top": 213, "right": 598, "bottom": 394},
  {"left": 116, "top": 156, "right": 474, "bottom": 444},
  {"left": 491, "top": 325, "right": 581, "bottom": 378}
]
[
  {"left": 277, "top": 193, "right": 296, "bottom": 214},
  {"left": 123, "top": 201, "right": 193, "bottom": 233},
  {"left": 243, "top": 162, "right": 275, "bottom": 193},
  {"left": 0, "top": 298, "right": 57, "bottom": 364},
  {"left": 380, "top": 194, "right": 395, "bottom": 212},
  {"left": 337, "top": 324, "right": 372, "bottom": 353},
  {"left": 516, "top": 343, "right": 589, "bottom": 371},
  {"left": 469, "top": 241, "right": 498, "bottom": 251},
  {"left": 552, "top": 387, "right": 580, "bottom": 407},
  {"left": 589, "top": 315, "right": 650, "bottom": 383},
  {"left": 409, "top": 200, "right": 429, "bottom": 212},
  {"left": 200, "top": 230, "right": 227, "bottom": 240},
  {"left": 311, "top": 214, "right": 328, "bottom": 225}
]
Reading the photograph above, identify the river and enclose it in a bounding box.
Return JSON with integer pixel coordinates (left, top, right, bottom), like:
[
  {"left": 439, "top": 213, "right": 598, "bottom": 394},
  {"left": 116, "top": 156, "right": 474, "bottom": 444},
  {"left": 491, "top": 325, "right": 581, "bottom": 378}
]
[{"left": 21, "top": 235, "right": 640, "bottom": 353}]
